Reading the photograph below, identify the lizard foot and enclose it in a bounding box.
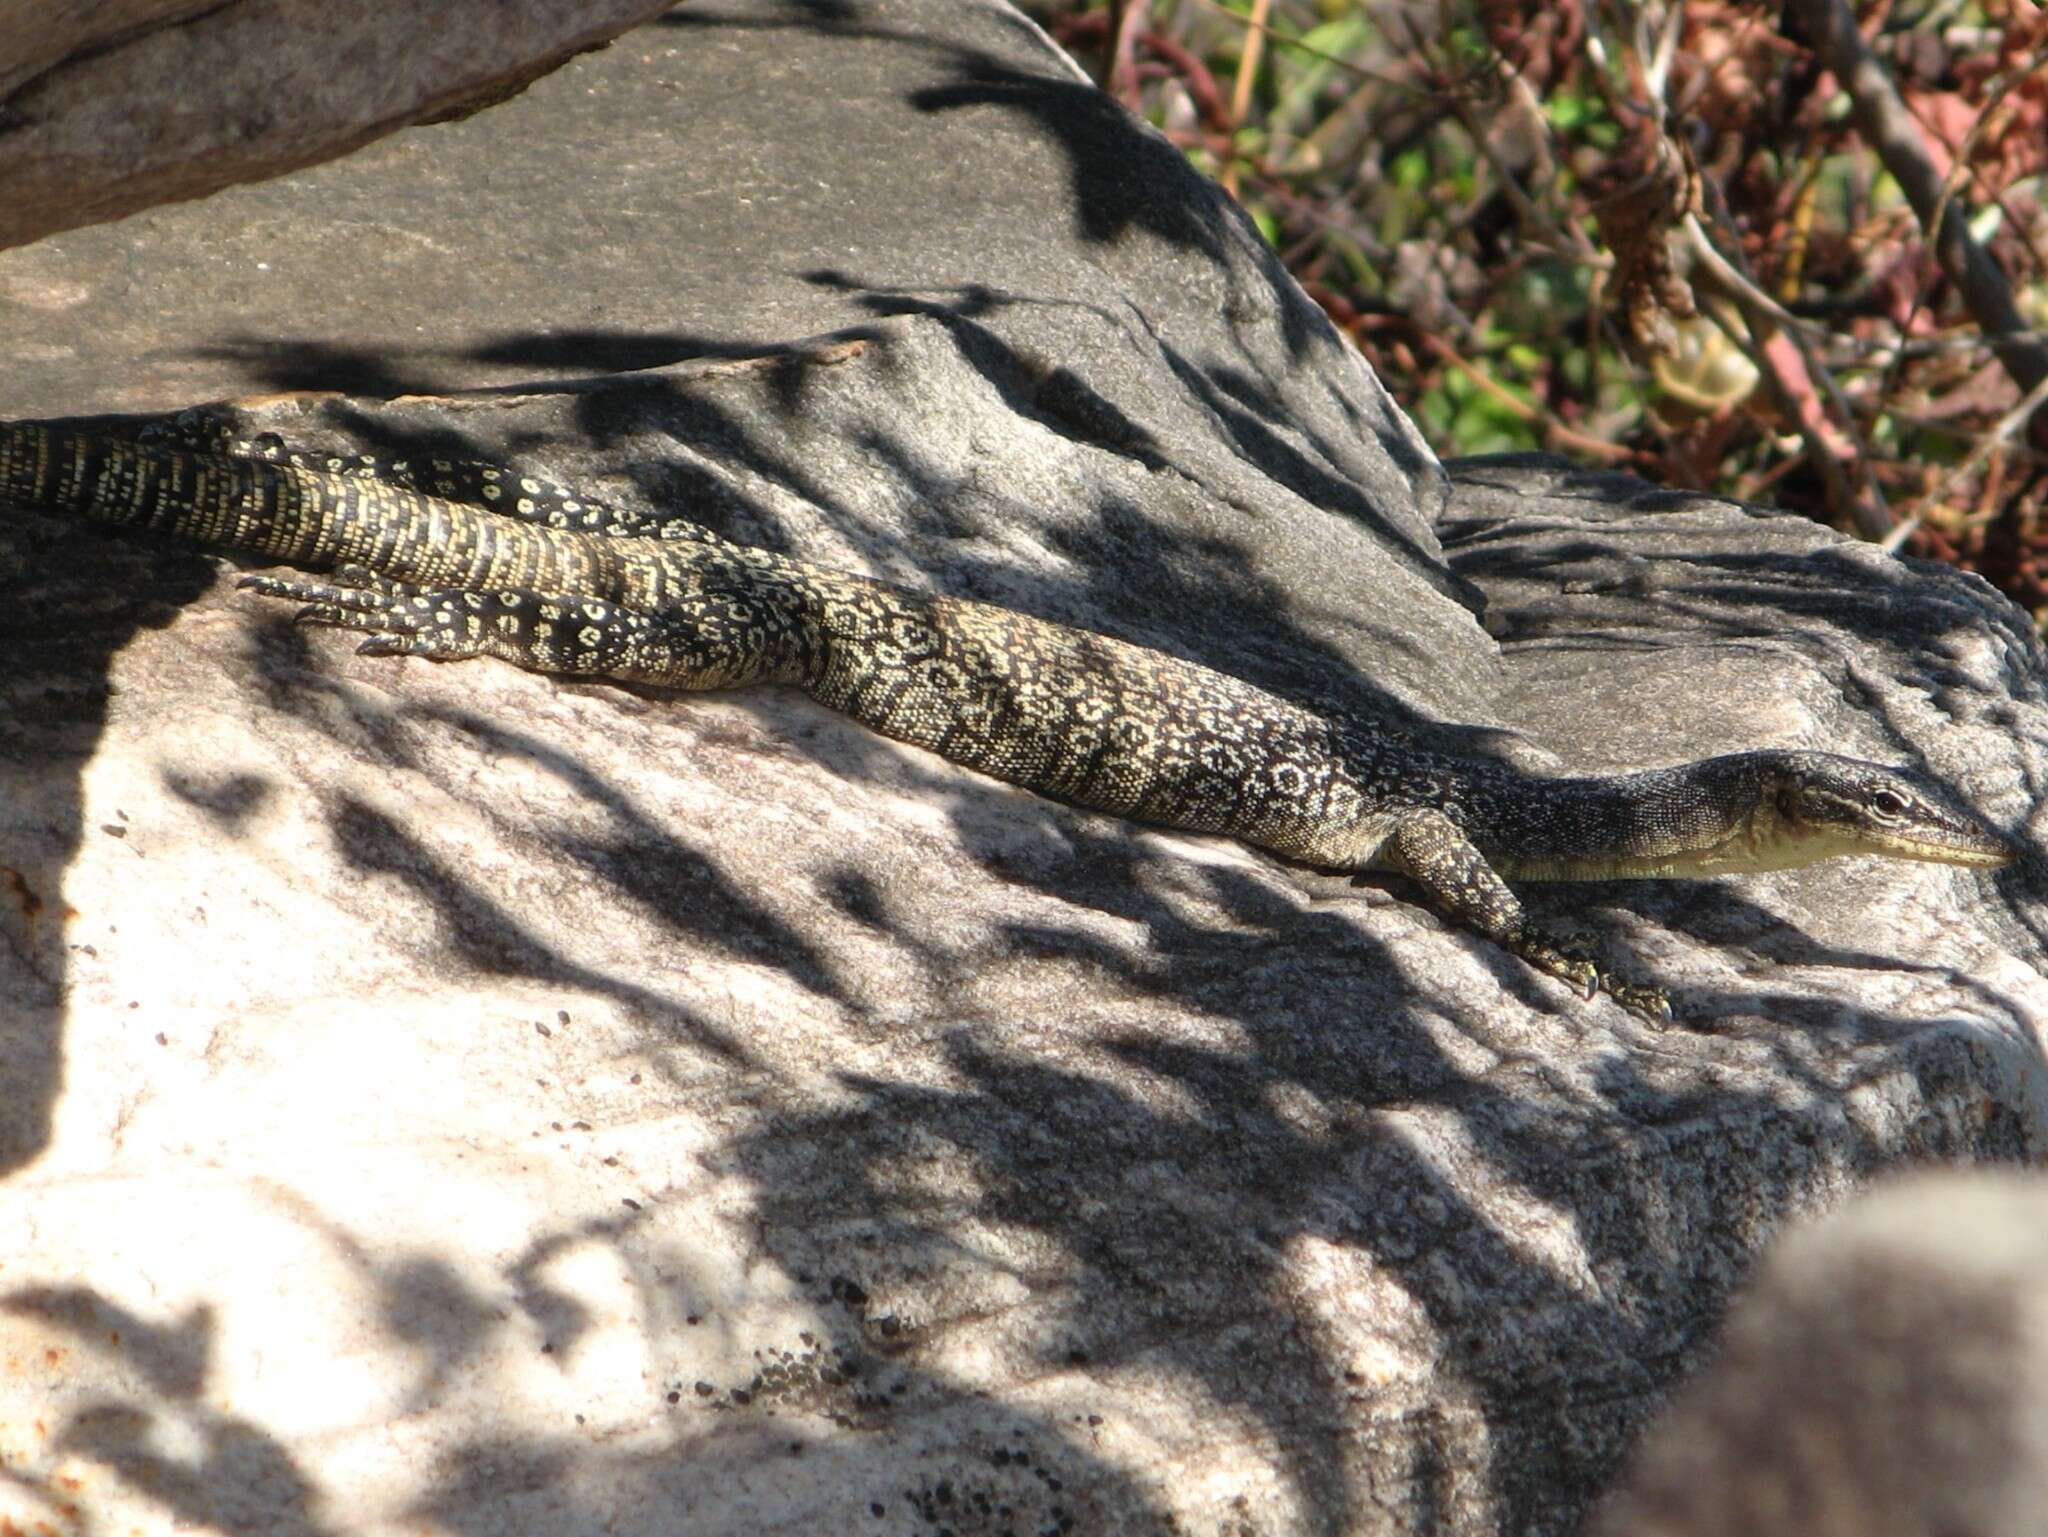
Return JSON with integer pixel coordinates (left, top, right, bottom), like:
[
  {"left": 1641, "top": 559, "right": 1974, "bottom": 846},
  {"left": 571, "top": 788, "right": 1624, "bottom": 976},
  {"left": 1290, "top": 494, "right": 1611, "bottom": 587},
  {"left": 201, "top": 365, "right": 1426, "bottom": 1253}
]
[
  {"left": 237, "top": 570, "right": 490, "bottom": 660},
  {"left": 239, "top": 573, "right": 723, "bottom": 681},
  {"left": 1520, "top": 928, "right": 1674, "bottom": 1025},
  {"left": 1601, "top": 976, "right": 1675, "bottom": 1025},
  {"left": 1513, "top": 927, "right": 1601, "bottom": 1001}
]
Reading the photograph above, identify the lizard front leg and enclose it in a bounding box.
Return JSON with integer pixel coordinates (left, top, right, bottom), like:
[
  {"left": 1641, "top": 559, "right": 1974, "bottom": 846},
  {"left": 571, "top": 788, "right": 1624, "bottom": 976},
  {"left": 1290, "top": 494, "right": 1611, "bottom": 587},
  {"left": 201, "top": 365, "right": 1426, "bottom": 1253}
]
[{"left": 1385, "top": 808, "right": 1672, "bottom": 1022}]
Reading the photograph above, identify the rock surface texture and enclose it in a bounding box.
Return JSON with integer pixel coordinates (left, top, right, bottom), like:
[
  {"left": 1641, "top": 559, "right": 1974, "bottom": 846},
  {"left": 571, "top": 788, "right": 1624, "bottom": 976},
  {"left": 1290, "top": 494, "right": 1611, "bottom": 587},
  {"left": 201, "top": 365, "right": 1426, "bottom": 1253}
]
[
  {"left": 0, "top": 0, "right": 674, "bottom": 251},
  {"left": 0, "top": 3, "right": 2044, "bottom": 1535}
]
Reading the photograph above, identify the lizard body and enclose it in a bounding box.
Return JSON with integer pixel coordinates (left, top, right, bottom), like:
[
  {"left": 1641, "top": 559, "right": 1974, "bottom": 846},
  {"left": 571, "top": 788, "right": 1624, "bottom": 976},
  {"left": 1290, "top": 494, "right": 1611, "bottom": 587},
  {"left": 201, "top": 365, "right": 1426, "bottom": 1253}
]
[{"left": 1, "top": 416, "right": 2016, "bottom": 1019}]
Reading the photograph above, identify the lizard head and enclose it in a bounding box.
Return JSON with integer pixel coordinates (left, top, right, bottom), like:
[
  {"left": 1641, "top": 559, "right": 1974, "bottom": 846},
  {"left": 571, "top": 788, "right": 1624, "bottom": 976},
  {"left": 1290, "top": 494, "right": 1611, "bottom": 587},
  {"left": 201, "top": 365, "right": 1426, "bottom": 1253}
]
[{"left": 1768, "top": 753, "right": 2020, "bottom": 869}]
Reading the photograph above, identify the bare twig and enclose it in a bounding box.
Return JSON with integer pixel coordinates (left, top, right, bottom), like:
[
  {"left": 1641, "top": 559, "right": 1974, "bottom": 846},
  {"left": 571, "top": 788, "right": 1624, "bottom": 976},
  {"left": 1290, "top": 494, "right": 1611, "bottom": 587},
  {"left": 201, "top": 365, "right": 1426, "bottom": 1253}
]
[
  {"left": 1888, "top": 370, "right": 2048, "bottom": 551},
  {"left": 1870, "top": 53, "right": 2047, "bottom": 429},
  {"left": 1783, "top": 0, "right": 2048, "bottom": 454},
  {"left": 1218, "top": 0, "right": 1269, "bottom": 196},
  {"left": 1107, "top": 0, "right": 1150, "bottom": 106},
  {"left": 1403, "top": 324, "right": 1643, "bottom": 464},
  {"left": 1920, "top": 52, "right": 2044, "bottom": 290},
  {"left": 1690, "top": 177, "right": 1893, "bottom": 536},
  {"left": 1179, "top": 0, "right": 1426, "bottom": 94},
  {"left": 1228, "top": 0, "right": 1269, "bottom": 127},
  {"left": 1685, "top": 214, "right": 2047, "bottom": 369},
  {"left": 1644, "top": 0, "right": 1684, "bottom": 103}
]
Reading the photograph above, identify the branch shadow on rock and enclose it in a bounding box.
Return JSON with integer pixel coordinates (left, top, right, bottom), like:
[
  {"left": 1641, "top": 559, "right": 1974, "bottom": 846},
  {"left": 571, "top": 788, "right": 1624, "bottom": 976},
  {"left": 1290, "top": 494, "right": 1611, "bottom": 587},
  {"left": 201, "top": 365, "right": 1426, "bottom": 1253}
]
[
  {"left": 9, "top": 424, "right": 2039, "bottom": 1531},
  {"left": 711, "top": 829, "right": 2039, "bottom": 1532},
  {"left": 797, "top": 272, "right": 1465, "bottom": 612},
  {"left": 97, "top": 346, "right": 2043, "bottom": 1529},
  {"left": 1, "top": 1288, "right": 337, "bottom": 1537},
  {"left": 224, "top": 609, "right": 863, "bottom": 1069},
  {"left": 0, "top": 492, "right": 222, "bottom": 1175}
]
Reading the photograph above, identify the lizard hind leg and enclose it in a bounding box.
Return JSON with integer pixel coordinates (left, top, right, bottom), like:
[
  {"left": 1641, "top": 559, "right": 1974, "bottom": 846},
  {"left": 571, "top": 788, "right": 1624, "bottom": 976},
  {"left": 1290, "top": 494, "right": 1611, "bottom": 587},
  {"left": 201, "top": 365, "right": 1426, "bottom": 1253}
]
[
  {"left": 238, "top": 568, "right": 802, "bottom": 689},
  {"left": 175, "top": 419, "right": 723, "bottom": 545},
  {"left": 239, "top": 565, "right": 490, "bottom": 660}
]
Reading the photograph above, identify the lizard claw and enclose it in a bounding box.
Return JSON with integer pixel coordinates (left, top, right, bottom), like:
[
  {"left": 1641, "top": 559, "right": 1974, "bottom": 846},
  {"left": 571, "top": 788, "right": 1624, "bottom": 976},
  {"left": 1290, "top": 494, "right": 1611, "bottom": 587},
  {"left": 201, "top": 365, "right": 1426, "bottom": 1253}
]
[
  {"left": 239, "top": 572, "right": 401, "bottom": 621},
  {"left": 1535, "top": 931, "right": 1601, "bottom": 999},
  {"left": 1520, "top": 940, "right": 1601, "bottom": 1001},
  {"left": 1517, "top": 925, "right": 1673, "bottom": 1021}
]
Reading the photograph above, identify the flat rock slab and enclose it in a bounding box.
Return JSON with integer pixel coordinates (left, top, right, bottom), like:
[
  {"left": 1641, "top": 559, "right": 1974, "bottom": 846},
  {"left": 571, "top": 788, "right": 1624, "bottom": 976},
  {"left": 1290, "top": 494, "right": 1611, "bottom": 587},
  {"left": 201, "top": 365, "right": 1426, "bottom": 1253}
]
[
  {"left": 0, "top": 0, "right": 675, "bottom": 250},
  {"left": 1, "top": 4, "right": 2045, "bottom": 1536}
]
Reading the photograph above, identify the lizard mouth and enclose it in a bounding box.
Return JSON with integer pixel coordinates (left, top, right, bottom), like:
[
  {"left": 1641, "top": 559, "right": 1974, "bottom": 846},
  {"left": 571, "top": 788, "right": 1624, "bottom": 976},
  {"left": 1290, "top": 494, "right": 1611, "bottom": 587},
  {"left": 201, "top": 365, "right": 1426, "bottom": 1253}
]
[
  {"left": 1799, "top": 822, "right": 2021, "bottom": 869},
  {"left": 1869, "top": 835, "right": 2018, "bottom": 868}
]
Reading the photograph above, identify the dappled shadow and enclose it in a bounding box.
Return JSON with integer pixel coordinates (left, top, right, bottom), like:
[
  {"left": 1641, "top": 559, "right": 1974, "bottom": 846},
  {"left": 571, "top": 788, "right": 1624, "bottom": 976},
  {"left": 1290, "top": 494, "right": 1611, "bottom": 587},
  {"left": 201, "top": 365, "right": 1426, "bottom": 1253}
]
[
  {"left": 13, "top": 324, "right": 2040, "bottom": 1532},
  {"left": 324, "top": 796, "right": 760, "bottom": 1062},
  {"left": 2, "top": 1289, "right": 338, "bottom": 1537},
  {"left": 1443, "top": 454, "right": 2048, "bottom": 689},
  {"left": 187, "top": 327, "right": 893, "bottom": 405},
  {"left": 7, "top": 5, "right": 2046, "bottom": 1534},
  {"left": 712, "top": 825, "right": 2039, "bottom": 1531},
  {"left": 798, "top": 270, "right": 1467, "bottom": 616},
  {"left": 660, "top": 6, "right": 1237, "bottom": 268},
  {"left": 221, "top": 608, "right": 862, "bottom": 1065},
  {"left": 186, "top": 338, "right": 429, "bottom": 400},
  {"left": 909, "top": 60, "right": 1232, "bottom": 266},
  {"left": 0, "top": 456, "right": 220, "bottom": 1175}
]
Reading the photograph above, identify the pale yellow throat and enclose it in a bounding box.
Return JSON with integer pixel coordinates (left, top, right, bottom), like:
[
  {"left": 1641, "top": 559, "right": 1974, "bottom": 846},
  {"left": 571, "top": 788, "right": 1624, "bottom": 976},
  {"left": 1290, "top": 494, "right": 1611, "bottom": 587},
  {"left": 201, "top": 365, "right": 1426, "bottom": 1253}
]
[{"left": 1496, "top": 802, "right": 1991, "bottom": 883}]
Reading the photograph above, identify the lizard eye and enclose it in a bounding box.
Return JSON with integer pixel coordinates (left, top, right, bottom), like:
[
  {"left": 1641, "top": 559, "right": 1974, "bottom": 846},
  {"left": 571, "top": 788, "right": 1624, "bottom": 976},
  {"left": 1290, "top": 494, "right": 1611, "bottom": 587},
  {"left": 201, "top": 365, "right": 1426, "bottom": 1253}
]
[{"left": 1870, "top": 790, "right": 1909, "bottom": 818}]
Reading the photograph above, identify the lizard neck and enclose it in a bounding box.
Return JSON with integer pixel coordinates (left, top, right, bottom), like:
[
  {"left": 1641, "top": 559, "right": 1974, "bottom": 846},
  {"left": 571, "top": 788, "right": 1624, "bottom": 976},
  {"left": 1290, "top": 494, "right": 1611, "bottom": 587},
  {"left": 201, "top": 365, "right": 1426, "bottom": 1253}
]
[{"left": 1457, "top": 752, "right": 1823, "bottom": 881}]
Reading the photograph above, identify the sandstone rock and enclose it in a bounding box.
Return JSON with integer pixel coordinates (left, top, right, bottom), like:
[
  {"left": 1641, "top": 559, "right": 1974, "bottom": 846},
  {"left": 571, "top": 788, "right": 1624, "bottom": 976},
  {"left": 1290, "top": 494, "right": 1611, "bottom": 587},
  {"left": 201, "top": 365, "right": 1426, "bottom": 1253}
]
[
  {"left": 0, "top": 0, "right": 674, "bottom": 252},
  {"left": 0, "top": 3, "right": 2043, "bottom": 1535}
]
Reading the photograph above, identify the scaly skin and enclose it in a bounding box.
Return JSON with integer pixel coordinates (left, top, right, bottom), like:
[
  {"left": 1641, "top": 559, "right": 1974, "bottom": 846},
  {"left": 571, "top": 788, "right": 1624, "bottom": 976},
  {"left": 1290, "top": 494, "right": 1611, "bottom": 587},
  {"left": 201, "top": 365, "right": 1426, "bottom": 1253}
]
[{"left": 1, "top": 415, "right": 2018, "bottom": 1021}]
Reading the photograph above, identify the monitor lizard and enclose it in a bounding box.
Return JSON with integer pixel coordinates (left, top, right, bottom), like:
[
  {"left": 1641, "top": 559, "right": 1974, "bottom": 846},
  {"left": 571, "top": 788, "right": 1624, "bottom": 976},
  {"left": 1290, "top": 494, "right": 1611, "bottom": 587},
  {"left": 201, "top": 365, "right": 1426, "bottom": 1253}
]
[{"left": 0, "top": 414, "right": 2018, "bottom": 1021}]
